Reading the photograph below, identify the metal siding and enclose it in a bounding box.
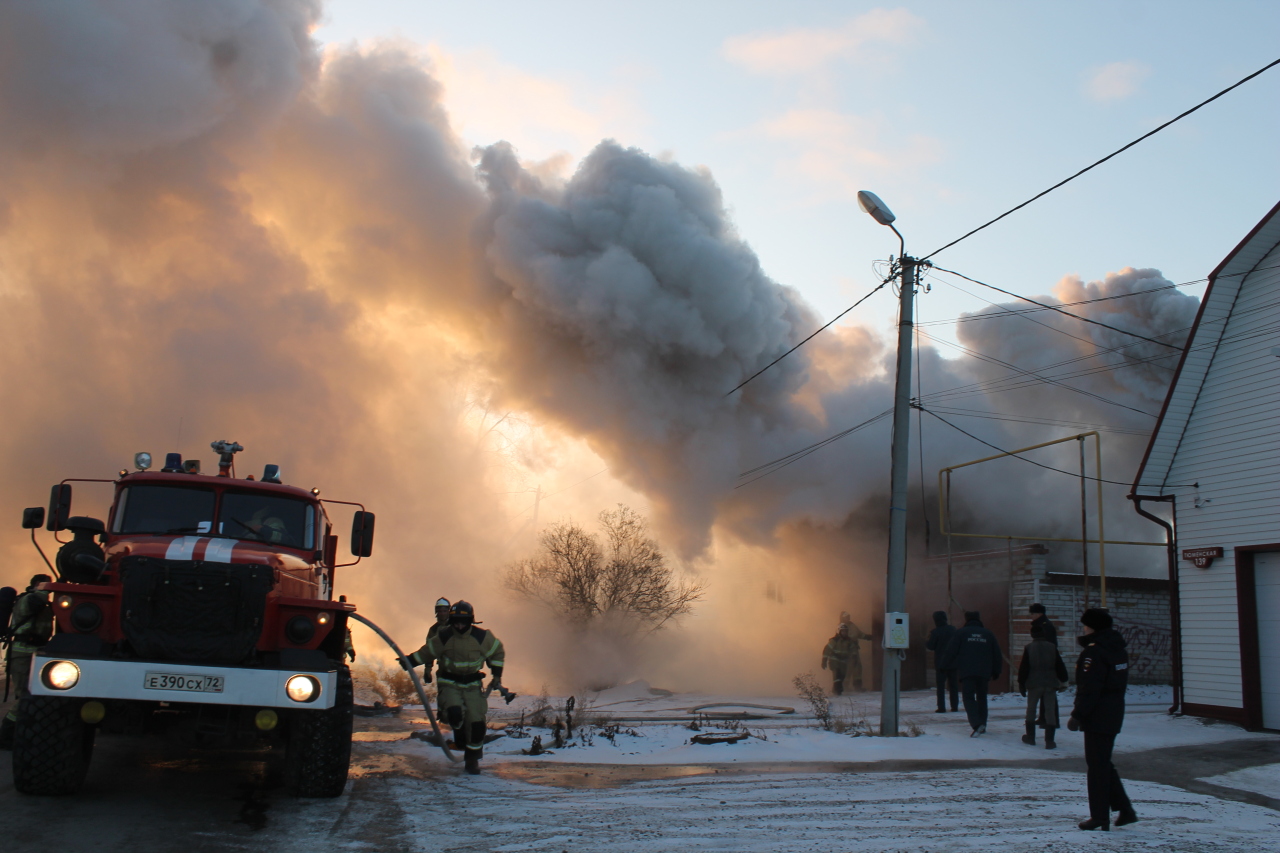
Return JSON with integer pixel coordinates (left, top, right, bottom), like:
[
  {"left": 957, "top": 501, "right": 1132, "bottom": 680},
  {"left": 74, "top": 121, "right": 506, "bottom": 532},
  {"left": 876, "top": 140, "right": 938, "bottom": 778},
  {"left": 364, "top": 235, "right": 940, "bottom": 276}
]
[{"left": 1162, "top": 241, "right": 1280, "bottom": 711}]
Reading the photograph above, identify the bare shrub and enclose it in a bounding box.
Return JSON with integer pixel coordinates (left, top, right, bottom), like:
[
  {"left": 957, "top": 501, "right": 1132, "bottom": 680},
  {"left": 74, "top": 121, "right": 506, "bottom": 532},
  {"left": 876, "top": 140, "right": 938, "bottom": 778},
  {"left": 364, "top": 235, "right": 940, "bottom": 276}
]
[
  {"left": 527, "top": 687, "right": 553, "bottom": 727},
  {"left": 505, "top": 505, "right": 704, "bottom": 636},
  {"left": 356, "top": 661, "right": 430, "bottom": 707},
  {"left": 793, "top": 672, "right": 832, "bottom": 731}
]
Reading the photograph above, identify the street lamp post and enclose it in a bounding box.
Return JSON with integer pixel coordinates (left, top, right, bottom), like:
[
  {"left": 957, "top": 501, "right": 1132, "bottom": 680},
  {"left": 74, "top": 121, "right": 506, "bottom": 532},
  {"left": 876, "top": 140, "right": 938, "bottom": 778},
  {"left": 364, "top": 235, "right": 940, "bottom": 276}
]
[{"left": 857, "top": 191, "right": 915, "bottom": 737}]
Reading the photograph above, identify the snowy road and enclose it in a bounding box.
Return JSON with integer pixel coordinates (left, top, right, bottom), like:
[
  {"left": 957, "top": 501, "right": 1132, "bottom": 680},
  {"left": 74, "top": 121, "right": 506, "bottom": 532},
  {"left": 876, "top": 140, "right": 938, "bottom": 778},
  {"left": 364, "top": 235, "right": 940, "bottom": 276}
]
[{"left": 297, "top": 761, "right": 1280, "bottom": 852}]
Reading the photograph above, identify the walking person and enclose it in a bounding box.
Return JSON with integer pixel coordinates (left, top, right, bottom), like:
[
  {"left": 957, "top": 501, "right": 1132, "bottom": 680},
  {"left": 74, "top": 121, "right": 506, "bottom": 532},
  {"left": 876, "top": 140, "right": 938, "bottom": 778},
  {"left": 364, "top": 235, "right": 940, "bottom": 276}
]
[
  {"left": 926, "top": 611, "right": 959, "bottom": 713},
  {"left": 1029, "top": 603, "right": 1058, "bottom": 646},
  {"left": 1068, "top": 608, "right": 1138, "bottom": 831},
  {"left": 941, "top": 610, "right": 1002, "bottom": 736},
  {"left": 1018, "top": 621, "right": 1068, "bottom": 748}
]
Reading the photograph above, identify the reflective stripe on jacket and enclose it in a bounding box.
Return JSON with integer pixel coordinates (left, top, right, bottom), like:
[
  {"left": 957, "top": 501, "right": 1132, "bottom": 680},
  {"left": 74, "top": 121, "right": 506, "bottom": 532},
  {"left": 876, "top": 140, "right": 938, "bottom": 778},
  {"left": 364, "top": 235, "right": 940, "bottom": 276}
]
[{"left": 410, "top": 626, "right": 504, "bottom": 681}]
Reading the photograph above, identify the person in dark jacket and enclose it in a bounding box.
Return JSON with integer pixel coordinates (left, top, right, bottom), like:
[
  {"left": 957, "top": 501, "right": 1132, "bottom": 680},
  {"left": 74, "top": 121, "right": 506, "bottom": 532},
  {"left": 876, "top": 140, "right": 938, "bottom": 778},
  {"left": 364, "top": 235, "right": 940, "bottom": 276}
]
[
  {"left": 940, "top": 611, "right": 1003, "bottom": 736},
  {"left": 1017, "top": 622, "right": 1068, "bottom": 748},
  {"left": 1068, "top": 608, "right": 1138, "bottom": 831},
  {"left": 925, "top": 611, "right": 959, "bottom": 713},
  {"left": 1029, "top": 603, "right": 1058, "bottom": 646}
]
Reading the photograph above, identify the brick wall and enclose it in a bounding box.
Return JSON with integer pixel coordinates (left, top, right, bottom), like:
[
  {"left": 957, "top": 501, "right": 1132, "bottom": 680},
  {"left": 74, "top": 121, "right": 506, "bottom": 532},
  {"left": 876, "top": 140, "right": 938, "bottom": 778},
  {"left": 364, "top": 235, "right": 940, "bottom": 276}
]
[
  {"left": 1017, "top": 573, "right": 1172, "bottom": 685},
  {"left": 918, "top": 544, "right": 1172, "bottom": 686}
]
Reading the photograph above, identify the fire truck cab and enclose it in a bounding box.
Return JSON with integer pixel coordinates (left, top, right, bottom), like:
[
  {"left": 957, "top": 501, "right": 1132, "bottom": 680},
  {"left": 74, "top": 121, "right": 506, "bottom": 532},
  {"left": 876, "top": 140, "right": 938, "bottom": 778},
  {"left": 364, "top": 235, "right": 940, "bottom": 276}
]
[{"left": 12, "top": 442, "right": 373, "bottom": 797}]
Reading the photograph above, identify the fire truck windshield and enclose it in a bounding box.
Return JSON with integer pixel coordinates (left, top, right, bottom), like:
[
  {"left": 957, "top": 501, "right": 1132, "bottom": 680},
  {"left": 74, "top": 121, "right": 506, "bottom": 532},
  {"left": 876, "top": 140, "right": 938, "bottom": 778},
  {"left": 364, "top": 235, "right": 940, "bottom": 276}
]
[
  {"left": 114, "top": 485, "right": 217, "bottom": 535},
  {"left": 218, "top": 491, "right": 313, "bottom": 550}
]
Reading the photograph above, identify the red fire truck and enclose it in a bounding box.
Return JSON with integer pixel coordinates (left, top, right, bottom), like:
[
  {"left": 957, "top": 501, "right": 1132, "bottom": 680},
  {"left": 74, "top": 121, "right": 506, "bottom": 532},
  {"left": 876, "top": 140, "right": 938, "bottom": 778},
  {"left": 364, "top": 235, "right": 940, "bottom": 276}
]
[{"left": 12, "top": 441, "right": 374, "bottom": 797}]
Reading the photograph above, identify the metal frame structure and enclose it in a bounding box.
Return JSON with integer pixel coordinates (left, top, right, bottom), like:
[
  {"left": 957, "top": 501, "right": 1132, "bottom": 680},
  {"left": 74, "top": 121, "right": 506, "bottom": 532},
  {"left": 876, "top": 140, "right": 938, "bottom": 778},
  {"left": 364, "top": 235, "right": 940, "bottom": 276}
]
[{"left": 938, "top": 431, "right": 1164, "bottom": 610}]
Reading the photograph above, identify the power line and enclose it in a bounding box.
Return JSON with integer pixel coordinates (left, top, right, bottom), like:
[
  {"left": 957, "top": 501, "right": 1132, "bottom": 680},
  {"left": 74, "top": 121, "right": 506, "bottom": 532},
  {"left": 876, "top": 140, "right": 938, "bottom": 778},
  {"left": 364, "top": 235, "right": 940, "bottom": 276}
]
[
  {"left": 920, "top": 308, "right": 1280, "bottom": 408},
  {"left": 725, "top": 277, "right": 891, "bottom": 397},
  {"left": 921, "top": 56, "right": 1280, "bottom": 261},
  {"left": 736, "top": 409, "right": 893, "bottom": 487},
  {"left": 917, "top": 405, "right": 1148, "bottom": 486},
  {"left": 932, "top": 276, "right": 1127, "bottom": 355},
  {"left": 917, "top": 326, "right": 1160, "bottom": 418},
  {"left": 922, "top": 405, "right": 1151, "bottom": 437},
  {"left": 918, "top": 261, "right": 1280, "bottom": 328},
  {"left": 930, "top": 265, "right": 1184, "bottom": 350}
]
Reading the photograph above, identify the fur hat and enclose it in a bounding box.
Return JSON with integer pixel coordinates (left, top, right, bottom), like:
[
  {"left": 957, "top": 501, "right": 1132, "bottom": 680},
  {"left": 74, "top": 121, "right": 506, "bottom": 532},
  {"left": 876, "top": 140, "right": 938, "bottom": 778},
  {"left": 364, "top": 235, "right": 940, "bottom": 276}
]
[{"left": 1080, "top": 608, "right": 1113, "bottom": 631}]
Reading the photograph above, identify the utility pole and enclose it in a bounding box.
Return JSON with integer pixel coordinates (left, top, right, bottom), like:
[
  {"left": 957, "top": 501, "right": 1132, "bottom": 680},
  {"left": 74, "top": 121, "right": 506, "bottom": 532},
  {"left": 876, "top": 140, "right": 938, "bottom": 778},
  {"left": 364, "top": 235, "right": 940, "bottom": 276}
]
[
  {"left": 857, "top": 190, "right": 915, "bottom": 737},
  {"left": 880, "top": 254, "right": 916, "bottom": 736}
]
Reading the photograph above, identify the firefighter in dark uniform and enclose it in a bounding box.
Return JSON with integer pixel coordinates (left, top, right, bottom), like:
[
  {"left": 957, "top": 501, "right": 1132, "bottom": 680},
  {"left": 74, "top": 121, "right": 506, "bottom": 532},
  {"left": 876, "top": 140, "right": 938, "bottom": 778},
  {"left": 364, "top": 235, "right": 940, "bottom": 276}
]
[
  {"left": 1068, "top": 608, "right": 1138, "bottom": 831},
  {"left": 402, "top": 601, "right": 504, "bottom": 774},
  {"left": 0, "top": 574, "right": 54, "bottom": 750}
]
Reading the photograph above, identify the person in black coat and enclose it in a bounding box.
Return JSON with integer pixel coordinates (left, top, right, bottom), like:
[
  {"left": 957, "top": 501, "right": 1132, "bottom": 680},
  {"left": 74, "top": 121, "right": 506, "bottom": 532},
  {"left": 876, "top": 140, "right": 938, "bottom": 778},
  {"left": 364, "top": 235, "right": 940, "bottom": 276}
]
[
  {"left": 1029, "top": 602, "right": 1058, "bottom": 646},
  {"left": 940, "top": 610, "right": 1003, "bottom": 736},
  {"left": 925, "top": 611, "right": 959, "bottom": 713},
  {"left": 1068, "top": 608, "right": 1138, "bottom": 831}
]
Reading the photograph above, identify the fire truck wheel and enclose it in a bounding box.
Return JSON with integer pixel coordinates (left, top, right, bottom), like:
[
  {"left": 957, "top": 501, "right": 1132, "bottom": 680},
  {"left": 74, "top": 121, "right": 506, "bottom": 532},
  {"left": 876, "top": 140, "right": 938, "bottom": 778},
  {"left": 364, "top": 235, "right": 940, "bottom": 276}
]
[
  {"left": 284, "top": 667, "right": 354, "bottom": 797},
  {"left": 12, "top": 695, "right": 96, "bottom": 795}
]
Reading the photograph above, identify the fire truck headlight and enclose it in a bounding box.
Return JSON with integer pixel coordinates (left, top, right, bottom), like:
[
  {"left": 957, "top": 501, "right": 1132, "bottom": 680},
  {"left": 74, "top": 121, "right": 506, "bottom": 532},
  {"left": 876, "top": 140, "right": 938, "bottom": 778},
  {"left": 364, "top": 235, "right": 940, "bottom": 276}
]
[
  {"left": 285, "top": 675, "right": 320, "bottom": 703},
  {"left": 285, "top": 615, "right": 315, "bottom": 645},
  {"left": 134, "top": 452, "right": 152, "bottom": 471},
  {"left": 42, "top": 661, "right": 81, "bottom": 690},
  {"left": 71, "top": 602, "right": 103, "bottom": 632}
]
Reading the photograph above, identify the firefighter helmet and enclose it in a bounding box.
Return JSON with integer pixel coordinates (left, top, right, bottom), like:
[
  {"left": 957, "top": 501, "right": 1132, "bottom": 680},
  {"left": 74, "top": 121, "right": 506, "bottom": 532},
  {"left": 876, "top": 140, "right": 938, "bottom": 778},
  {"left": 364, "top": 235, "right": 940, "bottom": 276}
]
[
  {"left": 435, "top": 598, "right": 450, "bottom": 610},
  {"left": 448, "top": 600, "right": 475, "bottom": 625}
]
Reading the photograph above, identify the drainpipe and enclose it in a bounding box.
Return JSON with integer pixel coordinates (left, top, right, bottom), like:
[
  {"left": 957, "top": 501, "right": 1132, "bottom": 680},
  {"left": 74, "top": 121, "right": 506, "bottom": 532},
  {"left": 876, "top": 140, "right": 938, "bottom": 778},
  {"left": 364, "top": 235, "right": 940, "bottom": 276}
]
[{"left": 1130, "top": 493, "right": 1180, "bottom": 715}]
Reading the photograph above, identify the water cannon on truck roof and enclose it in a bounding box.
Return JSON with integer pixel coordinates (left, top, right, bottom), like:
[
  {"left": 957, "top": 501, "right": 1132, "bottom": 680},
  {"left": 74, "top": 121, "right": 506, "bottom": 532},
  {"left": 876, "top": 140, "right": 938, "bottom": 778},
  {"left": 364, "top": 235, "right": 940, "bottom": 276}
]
[{"left": 10, "top": 441, "right": 375, "bottom": 797}]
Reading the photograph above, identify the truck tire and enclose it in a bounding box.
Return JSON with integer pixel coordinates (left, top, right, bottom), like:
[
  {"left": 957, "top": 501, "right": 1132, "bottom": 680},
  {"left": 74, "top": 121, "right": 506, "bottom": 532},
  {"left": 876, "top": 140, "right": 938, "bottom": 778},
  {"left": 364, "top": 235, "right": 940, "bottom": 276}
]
[
  {"left": 12, "top": 696, "right": 96, "bottom": 795},
  {"left": 285, "top": 667, "right": 353, "bottom": 797}
]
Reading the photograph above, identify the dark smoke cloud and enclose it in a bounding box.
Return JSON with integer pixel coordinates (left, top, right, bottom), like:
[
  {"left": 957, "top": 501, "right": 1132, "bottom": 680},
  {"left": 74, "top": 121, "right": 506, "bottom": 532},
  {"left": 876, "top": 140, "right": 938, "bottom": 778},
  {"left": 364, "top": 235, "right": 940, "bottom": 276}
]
[{"left": 0, "top": 0, "right": 1198, "bottom": 691}]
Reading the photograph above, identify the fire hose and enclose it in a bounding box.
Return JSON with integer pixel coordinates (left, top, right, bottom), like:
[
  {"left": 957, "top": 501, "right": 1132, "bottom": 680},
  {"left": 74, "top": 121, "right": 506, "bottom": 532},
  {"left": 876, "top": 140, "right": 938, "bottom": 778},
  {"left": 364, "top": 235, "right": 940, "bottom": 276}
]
[{"left": 347, "top": 612, "right": 459, "bottom": 764}]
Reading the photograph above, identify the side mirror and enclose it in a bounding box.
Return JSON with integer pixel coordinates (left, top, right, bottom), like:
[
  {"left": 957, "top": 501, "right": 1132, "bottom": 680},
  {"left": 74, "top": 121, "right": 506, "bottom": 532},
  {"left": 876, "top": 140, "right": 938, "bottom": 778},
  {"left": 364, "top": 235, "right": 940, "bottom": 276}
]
[
  {"left": 47, "top": 484, "right": 71, "bottom": 532},
  {"left": 350, "top": 511, "right": 375, "bottom": 558},
  {"left": 22, "top": 507, "right": 45, "bottom": 530}
]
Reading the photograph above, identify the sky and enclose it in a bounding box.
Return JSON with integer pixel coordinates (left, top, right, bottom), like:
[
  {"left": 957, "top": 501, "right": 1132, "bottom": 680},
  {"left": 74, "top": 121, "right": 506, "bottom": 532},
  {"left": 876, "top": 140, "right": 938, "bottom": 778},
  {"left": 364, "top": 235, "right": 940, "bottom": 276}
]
[{"left": 316, "top": 0, "right": 1280, "bottom": 341}]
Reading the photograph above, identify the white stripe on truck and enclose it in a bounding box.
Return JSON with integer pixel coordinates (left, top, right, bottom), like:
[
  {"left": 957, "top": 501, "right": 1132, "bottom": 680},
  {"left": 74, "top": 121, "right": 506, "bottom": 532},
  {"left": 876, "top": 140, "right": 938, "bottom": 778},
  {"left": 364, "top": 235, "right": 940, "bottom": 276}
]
[{"left": 164, "top": 536, "right": 201, "bottom": 560}]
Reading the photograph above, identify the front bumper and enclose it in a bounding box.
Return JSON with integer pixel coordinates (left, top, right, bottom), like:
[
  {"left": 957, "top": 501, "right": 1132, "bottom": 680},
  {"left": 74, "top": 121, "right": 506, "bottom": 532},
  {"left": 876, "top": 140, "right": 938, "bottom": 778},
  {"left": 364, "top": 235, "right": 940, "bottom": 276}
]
[{"left": 27, "top": 654, "right": 338, "bottom": 710}]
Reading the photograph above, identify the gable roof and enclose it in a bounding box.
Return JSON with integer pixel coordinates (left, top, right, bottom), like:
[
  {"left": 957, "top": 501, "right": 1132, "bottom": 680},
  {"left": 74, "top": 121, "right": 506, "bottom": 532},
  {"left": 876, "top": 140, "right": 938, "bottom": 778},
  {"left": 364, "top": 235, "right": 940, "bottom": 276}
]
[{"left": 1132, "top": 200, "right": 1280, "bottom": 497}]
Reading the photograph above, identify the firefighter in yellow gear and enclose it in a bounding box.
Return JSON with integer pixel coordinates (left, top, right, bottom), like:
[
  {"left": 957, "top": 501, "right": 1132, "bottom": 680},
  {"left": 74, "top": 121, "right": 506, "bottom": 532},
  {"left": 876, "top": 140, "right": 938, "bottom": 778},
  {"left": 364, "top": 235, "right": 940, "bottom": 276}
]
[
  {"left": 822, "top": 622, "right": 870, "bottom": 695},
  {"left": 402, "top": 600, "right": 503, "bottom": 774},
  {"left": 427, "top": 597, "right": 450, "bottom": 642},
  {"left": 1, "top": 574, "right": 54, "bottom": 749}
]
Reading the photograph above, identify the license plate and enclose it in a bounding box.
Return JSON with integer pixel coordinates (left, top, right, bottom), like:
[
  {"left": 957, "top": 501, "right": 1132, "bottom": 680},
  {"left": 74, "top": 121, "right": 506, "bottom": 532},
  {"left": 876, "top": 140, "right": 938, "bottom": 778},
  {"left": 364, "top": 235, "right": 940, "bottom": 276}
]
[{"left": 143, "top": 672, "right": 225, "bottom": 693}]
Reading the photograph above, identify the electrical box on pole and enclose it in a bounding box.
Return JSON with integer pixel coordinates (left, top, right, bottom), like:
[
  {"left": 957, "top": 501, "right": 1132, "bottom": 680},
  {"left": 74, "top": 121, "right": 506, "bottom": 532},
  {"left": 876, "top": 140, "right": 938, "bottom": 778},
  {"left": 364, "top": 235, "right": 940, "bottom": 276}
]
[{"left": 885, "top": 612, "right": 910, "bottom": 649}]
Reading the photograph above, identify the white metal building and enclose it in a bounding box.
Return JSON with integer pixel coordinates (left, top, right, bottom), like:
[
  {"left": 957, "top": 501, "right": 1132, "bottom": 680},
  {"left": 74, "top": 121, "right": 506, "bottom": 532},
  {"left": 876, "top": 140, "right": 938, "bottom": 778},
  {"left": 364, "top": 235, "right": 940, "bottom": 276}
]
[{"left": 1132, "top": 200, "right": 1280, "bottom": 729}]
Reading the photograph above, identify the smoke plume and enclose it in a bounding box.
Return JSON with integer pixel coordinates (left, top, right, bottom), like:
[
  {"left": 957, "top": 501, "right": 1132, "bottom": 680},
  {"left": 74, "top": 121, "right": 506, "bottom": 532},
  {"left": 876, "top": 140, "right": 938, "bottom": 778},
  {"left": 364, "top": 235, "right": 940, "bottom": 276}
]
[{"left": 0, "top": 1, "right": 1198, "bottom": 692}]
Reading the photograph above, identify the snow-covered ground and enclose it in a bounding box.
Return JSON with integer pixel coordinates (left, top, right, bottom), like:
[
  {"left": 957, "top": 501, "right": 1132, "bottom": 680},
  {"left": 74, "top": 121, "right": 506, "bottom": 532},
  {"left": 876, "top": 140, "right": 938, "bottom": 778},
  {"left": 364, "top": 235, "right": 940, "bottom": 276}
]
[
  {"left": 325, "top": 683, "right": 1280, "bottom": 851},
  {"left": 375, "top": 682, "right": 1257, "bottom": 767}
]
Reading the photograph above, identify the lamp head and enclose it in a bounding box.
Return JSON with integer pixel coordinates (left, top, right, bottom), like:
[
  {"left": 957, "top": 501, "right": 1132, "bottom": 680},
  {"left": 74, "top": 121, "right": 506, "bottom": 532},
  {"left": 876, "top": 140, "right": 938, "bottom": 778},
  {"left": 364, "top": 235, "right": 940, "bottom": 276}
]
[{"left": 857, "top": 190, "right": 896, "bottom": 226}]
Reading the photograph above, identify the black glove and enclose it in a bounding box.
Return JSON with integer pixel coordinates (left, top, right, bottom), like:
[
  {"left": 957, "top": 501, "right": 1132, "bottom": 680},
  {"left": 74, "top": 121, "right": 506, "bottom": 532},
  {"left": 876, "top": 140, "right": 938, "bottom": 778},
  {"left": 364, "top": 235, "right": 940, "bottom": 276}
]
[
  {"left": 1067, "top": 717, "right": 1080, "bottom": 732},
  {"left": 346, "top": 648, "right": 357, "bottom": 662},
  {"left": 422, "top": 668, "right": 432, "bottom": 684},
  {"left": 398, "top": 656, "right": 412, "bottom": 672},
  {"left": 1020, "top": 691, "right": 1027, "bottom": 698}
]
